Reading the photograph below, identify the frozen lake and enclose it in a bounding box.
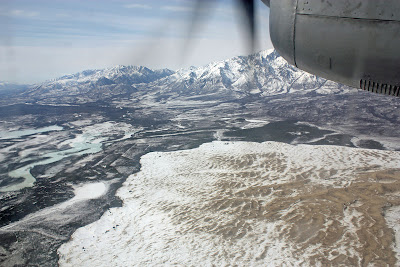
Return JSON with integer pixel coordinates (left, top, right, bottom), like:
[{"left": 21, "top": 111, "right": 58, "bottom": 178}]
[{"left": 0, "top": 125, "right": 63, "bottom": 140}]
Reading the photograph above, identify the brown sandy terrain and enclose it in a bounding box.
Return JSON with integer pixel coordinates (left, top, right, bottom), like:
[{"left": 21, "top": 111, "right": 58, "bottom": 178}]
[
  {"left": 165, "top": 153, "right": 400, "bottom": 266},
  {"left": 58, "top": 142, "right": 400, "bottom": 266},
  {"left": 206, "top": 169, "right": 400, "bottom": 266}
]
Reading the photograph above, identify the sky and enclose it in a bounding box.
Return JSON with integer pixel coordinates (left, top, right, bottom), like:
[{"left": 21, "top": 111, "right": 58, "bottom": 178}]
[{"left": 0, "top": 0, "right": 272, "bottom": 84}]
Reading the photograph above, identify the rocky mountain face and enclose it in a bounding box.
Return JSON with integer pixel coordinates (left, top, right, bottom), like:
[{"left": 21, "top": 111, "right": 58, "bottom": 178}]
[
  {"left": 12, "top": 50, "right": 354, "bottom": 104},
  {"left": 151, "top": 50, "right": 351, "bottom": 97},
  {"left": 19, "top": 66, "right": 175, "bottom": 104}
]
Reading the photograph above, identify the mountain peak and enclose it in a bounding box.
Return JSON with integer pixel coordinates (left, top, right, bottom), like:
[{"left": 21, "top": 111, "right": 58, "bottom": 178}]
[
  {"left": 18, "top": 49, "right": 353, "bottom": 103},
  {"left": 257, "top": 48, "right": 276, "bottom": 58},
  {"left": 150, "top": 49, "right": 351, "bottom": 97}
]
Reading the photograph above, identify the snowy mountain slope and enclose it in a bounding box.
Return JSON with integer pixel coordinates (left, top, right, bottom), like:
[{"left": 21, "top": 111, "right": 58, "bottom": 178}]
[
  {"left": 52, "top": 65, "right": 174, "bottom": 86},
  {"left": 148, "top": 50, "right": 352, "bottom": 97},
  {"left": 15, "top": 50, "right": 354, "bottom": 104},
  {"left": 21, "top": 66, "right": 175, "bottom": 103}
]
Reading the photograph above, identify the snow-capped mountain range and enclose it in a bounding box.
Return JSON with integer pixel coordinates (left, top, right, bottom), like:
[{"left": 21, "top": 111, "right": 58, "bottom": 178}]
[
  {"left": 153, "top": 50, "right": 350, "bottom": 96},
  {"left": 52, "top": 66, "right": 174, "bottom": 86},
  {"left": 15, "top": 50, "right": 353, "bottom": 104}
]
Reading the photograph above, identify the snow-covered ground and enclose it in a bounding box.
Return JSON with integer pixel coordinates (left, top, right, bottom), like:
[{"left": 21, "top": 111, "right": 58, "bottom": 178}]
[{"left": 58, "top": 141, "right": 400, "bottom": 266}]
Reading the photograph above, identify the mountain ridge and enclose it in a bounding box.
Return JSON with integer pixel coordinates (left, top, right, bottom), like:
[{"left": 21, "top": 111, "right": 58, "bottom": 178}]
[{"left": 8, "top": 50, "right": 355, "bottom": 104}]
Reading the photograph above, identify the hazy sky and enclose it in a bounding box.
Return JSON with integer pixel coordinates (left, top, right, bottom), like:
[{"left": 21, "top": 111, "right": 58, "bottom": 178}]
[{"left": 0, "top": 0, "right": 272, "bottom": 84}]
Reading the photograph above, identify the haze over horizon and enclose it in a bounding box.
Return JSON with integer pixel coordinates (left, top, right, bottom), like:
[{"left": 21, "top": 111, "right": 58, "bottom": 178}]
[{"left": 0, "top": 0, "right": 272, "bottom": 84}]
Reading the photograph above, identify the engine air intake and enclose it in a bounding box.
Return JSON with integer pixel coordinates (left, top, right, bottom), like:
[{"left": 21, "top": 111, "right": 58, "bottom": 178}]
[{"left": 360, "top": 79, "right": 400, "bottom": 97}]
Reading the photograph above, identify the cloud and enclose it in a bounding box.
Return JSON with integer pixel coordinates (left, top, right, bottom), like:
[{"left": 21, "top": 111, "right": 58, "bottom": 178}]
[
  {"left": 124, "top": 4, "right": 152, "bottom": 9},
  {"left": 9, "top": 9, "right": 39, "bottom": 18},
  {"left": 161, "top": 5, "right": 191, "bottom": 12}
]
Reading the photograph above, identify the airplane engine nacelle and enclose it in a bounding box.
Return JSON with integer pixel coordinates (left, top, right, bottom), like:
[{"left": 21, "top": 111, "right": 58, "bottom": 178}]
[{"left": 269, "top": 0, "right": 400, "bottom": 96}]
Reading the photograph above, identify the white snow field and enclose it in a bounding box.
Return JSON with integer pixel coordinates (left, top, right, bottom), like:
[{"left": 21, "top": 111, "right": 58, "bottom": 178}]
[{"left": 58, "top": 141, "right": 400, "bottom": 266}]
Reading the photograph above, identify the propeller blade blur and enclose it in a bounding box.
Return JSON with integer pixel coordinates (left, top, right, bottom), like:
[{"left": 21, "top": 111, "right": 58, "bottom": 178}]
[
  {"left": 181, "top": 0, "right": 216, "bottom": 60},
  {"left": 236, "top": 0, "right": 257, "bottom": 53}
]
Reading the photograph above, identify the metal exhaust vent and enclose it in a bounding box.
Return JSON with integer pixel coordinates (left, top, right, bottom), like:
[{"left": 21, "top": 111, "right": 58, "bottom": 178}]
[{"left": 360, "top": 79, "right": 400, "bottom": 97}]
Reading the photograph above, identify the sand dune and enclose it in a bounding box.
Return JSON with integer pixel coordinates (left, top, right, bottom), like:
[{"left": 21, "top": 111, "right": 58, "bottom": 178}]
[{"left": 58, "top": 141, "right": 400, "bottom": 266}]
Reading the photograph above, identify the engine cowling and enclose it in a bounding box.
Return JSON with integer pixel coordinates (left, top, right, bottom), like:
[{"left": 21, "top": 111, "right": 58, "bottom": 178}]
[{"left": 268, "top": 0, "right": 400, "bottom": 96}]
